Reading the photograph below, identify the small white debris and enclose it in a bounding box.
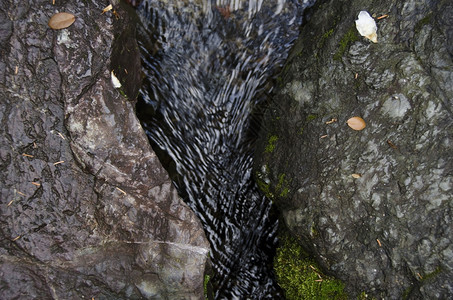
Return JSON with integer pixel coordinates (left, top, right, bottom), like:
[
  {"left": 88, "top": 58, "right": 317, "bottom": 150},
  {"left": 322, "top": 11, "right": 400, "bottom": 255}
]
[
  {"left": 111, "top": 70, "right": 121, "bottom": 88},
  {"left": 355, "top": 11, "right": 378, "bottom": 43}
]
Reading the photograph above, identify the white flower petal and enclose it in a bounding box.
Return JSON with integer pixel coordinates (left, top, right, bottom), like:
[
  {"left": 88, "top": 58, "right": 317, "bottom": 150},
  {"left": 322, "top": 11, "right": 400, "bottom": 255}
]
[
  {"left": 355, "top": 11, "right": 378, "bottom": 43},
  {"left": 111, "top": 70, "right": 122, "bottom": 88}
]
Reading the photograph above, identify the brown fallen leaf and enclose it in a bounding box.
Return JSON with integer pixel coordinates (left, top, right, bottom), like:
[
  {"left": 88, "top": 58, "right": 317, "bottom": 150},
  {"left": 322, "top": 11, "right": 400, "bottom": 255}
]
[
  {"left": 387, "top": 140, "right": 397, "bottom": 149},
  {"left": 48, "top": 12, "right": 76, "bottom": 30},
  {"left": 347, "top": 116, "right": 366, "bottom": 131},
  {"left": 351, "top": 173, "right": 362, "bottom": 178}
]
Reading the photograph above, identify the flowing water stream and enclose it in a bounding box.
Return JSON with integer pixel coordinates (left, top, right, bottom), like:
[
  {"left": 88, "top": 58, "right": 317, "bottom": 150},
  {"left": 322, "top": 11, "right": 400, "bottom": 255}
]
[{"left": 136, "top": 0, "right": 313, "bottom": 298}]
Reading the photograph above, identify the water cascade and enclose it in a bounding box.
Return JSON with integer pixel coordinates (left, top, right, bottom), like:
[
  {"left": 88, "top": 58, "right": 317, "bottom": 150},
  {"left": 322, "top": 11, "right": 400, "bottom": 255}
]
[{"left": 136, "top": 0, "right": 313, "bottom": 297}]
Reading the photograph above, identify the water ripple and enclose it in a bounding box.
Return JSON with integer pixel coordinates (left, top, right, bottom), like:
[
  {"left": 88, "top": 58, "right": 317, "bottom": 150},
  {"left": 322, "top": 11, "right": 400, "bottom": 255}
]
[{"left": 136, "top": 0, "right": 314, "bottom": 298}]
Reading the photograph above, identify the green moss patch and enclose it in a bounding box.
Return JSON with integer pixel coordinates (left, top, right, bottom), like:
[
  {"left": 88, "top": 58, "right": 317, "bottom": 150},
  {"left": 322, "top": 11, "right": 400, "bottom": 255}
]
[
  {"left": 317, "top": 27, "right": 335, "bottom": 51},
  {"left": 306, "top": 114, "right": 318, "bottom": 122},
  {"left": 333, "top": 26, "right": 359, "bottom": 61},
  {"left": 414, "top": 13, "right": 432, "bottom": 33},
  {"left": 204, "top": 274, "right": 210, "bottom": 298},
  {"left": 274, "top": 232, "right": 348, "bottom": 300},
  {"left": 276, "top": 173, "right": 291, "bottom": 198},
  {"left": 256, "top": 177, "right": 273, "bottom": 200},
  {"left": 265, "top": 135, "right": 279, "bottom": 153}
]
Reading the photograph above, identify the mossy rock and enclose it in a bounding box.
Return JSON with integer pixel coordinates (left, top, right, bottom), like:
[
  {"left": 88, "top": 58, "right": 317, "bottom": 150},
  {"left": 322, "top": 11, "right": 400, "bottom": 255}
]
[
  {"left": 274, "top": 231, "right": 348, "bottom": 300},
  {"left": 333, "top": 25, "right": 359, "bottom": 61}
]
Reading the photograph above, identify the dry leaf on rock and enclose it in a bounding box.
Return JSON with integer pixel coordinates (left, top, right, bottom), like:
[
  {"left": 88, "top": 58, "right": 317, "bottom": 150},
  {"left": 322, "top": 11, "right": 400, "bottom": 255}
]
[
  {"left": 102, "top": 4, "right": 113, "bottom": 14},
  {"left": 347, "top": 117, "right": 366, "bottom": 131},
  {"left": 48, "top": 12, "right": 75, "bottom": 29}
]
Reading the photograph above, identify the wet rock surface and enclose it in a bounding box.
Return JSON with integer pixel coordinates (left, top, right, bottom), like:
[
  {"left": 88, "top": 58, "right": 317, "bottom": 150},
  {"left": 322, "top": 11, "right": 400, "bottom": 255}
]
[
  {"left": 0, "top": 0, "right": 209, "bottom": 299},
  {"left": 256, "top": 0, "right": 453, "bottom": 298}
]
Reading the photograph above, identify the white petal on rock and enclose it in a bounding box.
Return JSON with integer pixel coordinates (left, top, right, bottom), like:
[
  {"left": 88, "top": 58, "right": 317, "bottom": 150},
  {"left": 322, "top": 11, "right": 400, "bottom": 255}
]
[
  {"left": 355, "top": 11, "right": 378, "bottom": 43},
  {"left": 111, "top": 71, "right": 121, "bottom": 88}
]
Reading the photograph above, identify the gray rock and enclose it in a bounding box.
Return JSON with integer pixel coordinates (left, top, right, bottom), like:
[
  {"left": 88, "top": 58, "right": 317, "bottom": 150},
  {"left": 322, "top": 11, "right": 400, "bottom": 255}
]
[
  {"left": 255, "top": 0, "right": 453, "bottom": 298},
  {"left": 0, "top": 0, "right": 209, "bottom": 299}
]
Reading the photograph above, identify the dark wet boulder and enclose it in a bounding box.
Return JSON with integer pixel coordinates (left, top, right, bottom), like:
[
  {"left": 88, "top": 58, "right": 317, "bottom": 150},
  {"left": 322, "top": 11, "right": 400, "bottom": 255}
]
[
  {"left": 255, "top": 0, "right": 453, "bottom": 298},
  {"left": 0, "top": 0, "right": 209, "bottom": 299}
]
